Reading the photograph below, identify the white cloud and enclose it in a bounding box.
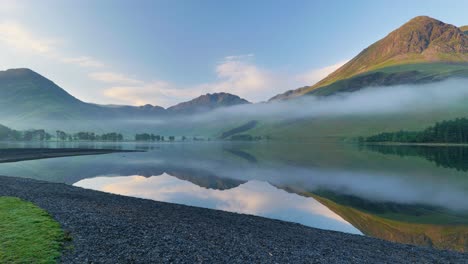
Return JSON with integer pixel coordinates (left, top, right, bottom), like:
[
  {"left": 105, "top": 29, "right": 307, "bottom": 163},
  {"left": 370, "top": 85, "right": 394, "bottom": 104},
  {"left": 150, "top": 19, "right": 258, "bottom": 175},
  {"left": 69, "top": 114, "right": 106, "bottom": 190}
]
[
  {"left": 0, "top": 21, "right": 56, "bottom": 54},
  {"left": 61, "top": 56, "right": 105, "bottom": 68},
  {"left": 89, "top": 71, "right": 143, "bottom": 85},
  {"left": 0, "top": 21, "right": 104, "bottom": 69},
  {"left": 100, "top": 55, "right": 273, "bottom": 107},
  {"left": 103, "top": 81, "right": 189, "bottom": 106},
  {"left": 296, "top": 60, "right": 348, "bottom": 85},
  {"left": 201, "top": 55, "right": 273, "bottom": 99}
]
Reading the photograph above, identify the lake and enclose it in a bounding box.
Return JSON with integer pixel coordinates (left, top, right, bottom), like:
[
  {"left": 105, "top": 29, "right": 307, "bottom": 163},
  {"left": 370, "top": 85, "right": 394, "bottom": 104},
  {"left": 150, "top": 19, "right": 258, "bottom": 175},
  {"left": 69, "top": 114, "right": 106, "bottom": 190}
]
[{"left": 0, "top": 141, "right": 467, "bottom": 252}]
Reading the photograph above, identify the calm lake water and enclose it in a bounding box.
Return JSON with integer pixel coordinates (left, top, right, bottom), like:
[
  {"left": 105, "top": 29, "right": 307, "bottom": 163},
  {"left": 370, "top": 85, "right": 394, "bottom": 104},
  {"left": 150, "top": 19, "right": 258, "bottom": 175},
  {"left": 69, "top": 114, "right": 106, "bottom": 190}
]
[{"left": 0, "top": 141, "right": 467, "bottom": 252}]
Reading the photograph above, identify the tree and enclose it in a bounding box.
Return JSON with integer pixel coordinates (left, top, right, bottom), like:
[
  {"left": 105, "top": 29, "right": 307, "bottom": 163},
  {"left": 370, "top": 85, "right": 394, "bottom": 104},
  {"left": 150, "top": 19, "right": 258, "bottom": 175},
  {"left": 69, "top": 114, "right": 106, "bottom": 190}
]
[{"left": 56, "top": 130, "right": 68, "bottom": 141}]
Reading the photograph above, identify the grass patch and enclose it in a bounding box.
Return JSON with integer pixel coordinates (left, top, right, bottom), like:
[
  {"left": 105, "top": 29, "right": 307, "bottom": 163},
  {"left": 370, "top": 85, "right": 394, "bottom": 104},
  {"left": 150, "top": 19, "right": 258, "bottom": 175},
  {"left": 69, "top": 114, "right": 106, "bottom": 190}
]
[{"left": 0, "top": 197, "right": 64, "bottom": 263}]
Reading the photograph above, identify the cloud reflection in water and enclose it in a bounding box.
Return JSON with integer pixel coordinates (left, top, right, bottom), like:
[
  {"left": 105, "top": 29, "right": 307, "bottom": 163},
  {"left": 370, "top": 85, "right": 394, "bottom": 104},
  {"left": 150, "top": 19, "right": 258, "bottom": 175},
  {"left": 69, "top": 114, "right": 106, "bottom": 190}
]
[{"left": 74, "top": 173, "right": 362, "bottom": 235}]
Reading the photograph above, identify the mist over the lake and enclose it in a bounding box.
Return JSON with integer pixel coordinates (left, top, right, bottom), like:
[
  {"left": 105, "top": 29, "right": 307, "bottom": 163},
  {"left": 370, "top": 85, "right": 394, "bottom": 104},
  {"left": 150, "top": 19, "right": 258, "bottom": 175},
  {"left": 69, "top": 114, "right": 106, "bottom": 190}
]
[
  {"left": 117, "top": 79, "right": 468, "bottom": 130},
  {"left": 184, "top": 79, "right": 468, "bottom": 122},
  {"left": 3, "top": 79, "right": 468, "bottom": 135}
]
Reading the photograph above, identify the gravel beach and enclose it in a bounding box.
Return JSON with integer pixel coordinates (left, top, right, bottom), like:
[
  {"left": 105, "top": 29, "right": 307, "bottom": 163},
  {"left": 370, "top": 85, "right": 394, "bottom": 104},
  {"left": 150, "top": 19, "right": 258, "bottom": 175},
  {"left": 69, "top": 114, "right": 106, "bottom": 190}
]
[{"left": 0, "top": 175, "right": 467, "bottom": 263}]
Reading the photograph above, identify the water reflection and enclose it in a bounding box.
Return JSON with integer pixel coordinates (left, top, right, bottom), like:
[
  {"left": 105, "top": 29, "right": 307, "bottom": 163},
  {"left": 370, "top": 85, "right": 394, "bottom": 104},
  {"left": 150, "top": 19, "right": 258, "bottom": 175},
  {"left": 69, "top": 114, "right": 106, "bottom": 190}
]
[
  {"left": 74, "top": 173, "right": 361, "bottom": 235},
  {"left": 0, "top": 141, "right": 467, "bottom": 251},
  {"left": 363, "top": 143, "right": 468, "bottom": 172}
]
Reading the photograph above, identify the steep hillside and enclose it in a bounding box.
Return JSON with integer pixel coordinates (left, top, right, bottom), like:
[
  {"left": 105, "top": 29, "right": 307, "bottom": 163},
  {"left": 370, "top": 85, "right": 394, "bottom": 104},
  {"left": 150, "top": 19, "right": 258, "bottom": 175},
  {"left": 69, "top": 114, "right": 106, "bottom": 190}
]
[
  {"left": 461, "top": 26, "right": 468, "bottom": 34},
  {"left": 304, "top": 63, "right": 468, "bottom": 96},
  {"left": 271, "top": 16, "right": 468, "bottom": 100}
]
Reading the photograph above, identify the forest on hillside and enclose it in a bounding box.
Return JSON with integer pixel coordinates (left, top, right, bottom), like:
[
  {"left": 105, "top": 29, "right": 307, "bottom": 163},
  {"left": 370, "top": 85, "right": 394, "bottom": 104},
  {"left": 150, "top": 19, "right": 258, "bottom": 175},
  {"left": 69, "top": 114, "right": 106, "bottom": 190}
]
[{"left": 363, "top": 118, "right": 468, "bottom": 143}]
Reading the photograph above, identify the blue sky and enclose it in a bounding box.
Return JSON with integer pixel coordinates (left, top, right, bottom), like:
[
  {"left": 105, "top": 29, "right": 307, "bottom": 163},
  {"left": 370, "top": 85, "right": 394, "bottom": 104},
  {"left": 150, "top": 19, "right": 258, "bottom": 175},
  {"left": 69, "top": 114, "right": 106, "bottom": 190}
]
[{"left": 0, "top": 0, "right": 467, "bottom": 107}]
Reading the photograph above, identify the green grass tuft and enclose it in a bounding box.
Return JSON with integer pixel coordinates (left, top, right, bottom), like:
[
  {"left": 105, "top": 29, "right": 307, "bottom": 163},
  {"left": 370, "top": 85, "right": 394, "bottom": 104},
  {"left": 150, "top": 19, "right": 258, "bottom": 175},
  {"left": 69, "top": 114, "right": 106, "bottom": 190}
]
[{"left": 0, "top": 197, "right": 64, "bottom": 263}]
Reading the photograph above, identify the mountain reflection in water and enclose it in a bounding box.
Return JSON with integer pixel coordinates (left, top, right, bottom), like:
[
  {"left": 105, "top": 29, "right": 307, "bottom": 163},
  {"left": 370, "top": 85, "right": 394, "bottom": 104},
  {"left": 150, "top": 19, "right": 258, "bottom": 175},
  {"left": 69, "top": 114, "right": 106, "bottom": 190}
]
[
  {"left": 75, "top": 173, "right": 361, "bottom": 235},
  {"left": 0, "top": 141, "right": 467, "bottom": 251}
]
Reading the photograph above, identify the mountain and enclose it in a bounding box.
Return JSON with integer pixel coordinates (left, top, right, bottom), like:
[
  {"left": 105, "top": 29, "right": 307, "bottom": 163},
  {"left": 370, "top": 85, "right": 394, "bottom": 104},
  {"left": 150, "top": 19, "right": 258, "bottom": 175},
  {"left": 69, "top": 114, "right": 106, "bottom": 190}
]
[
  {"left": 0, "top": 68, "right": 160, "bottom": 120},
  {"left": 271, "top": 16, "right": 468, "bottom": 100},
  {"left": 461, "top": 25, "right": 468, "bottom": 34},
  {"left": 0, "top": 69, "right": 247, "bottom": 123},
  {"left": 167, "top": 92, "right": 250, "bottom": 114},
  {"left": 0, "top": 68, "right": 100, "bottom": 120}
]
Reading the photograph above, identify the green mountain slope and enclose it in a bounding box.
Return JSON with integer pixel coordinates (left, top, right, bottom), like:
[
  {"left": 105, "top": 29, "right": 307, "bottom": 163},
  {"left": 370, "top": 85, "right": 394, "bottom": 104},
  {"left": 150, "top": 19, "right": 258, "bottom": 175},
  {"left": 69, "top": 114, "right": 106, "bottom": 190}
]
[
  {"left": 0, "top": 69, "right": 99, "bottom": 120},
  {"left": 271, "top": 16, "right": 468, "bottom": 100},
  {"left": 307, "top": 62, "right": 468, "bottom": 96}
]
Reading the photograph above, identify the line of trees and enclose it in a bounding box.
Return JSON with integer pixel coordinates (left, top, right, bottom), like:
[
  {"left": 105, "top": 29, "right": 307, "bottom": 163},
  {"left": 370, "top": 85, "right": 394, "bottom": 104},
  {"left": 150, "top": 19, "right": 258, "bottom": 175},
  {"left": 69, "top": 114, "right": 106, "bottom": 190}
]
[
  {"left": 55, "top": 131, "right": 124, "bottom": 141},
  {"left": 135, "top": 133, "right": 162, "bottom": 141},
  {"left": 0, "top": 125, "right": 202, "bottom": 143},
  {"left": 4, "top": 129, "right": 53, "bottom": 141},
  {"left": 134, "top": 134, "right": 182, "bottom": 142},
  {"left": 363, "top": 118, "right": 468, "bottom": 143}
]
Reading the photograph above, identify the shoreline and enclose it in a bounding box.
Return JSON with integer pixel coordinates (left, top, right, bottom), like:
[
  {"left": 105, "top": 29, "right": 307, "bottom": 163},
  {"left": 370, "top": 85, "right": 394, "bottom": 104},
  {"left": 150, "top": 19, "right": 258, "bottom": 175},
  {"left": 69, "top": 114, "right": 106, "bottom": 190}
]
[
  {"left": 0, "top": 148, "right": 140, "bottom": 163},
  {"left": 0, "top": 175, "right": 466, "bottom": 263},
  {"left": 363, "top": 142, "right": 468, "bottom": 147}
]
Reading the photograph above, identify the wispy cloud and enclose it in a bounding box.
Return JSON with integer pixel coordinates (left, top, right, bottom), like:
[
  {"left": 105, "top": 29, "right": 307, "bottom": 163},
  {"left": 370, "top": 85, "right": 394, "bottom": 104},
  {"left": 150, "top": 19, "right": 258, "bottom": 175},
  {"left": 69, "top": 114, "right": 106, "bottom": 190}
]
[
  {"left": 296, "top": 60, "right": 348, "bottom": 85},
  {"left": 0, "top": 21, "right": 104, "bottom": 69},
  {"left": 61, "top": 56, "right": 105, "bottom": 68},
  {"left": 102, "top": 81, "right": 188, "bottom": 106},
  {"left": 0, "top": 21, "right": 56, "bottom": 54},
  {"left": 89, "top": 71, "right": 143, "bottom": 85},
  {"left": 100, "top": 55, "right": 272, "bottom": 106},
  {"left": 200, "top": 55, "right": 273, "bottom": 99}
]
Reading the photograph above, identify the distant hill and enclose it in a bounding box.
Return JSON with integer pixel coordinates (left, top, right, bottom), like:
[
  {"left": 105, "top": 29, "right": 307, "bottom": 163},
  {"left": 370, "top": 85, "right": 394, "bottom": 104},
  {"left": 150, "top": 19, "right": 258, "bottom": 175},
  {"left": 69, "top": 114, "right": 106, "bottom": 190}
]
[
  {"left": 167, "top": 92, "right": 250, "bottom": 114},
  {"left": 271, "top": 16, "right": 468, "bottom": 100},
  {"left": 0, "top": 69, "right": 248, "bottom": 122}
]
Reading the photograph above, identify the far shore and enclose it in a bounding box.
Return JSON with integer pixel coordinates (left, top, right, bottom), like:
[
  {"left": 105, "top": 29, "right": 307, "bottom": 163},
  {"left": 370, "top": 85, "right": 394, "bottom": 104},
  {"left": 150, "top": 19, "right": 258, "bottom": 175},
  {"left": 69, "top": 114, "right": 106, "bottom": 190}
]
[
  {"left": 0, "top": 148, "right": 140, "bottom": 163},
  {"left": 363, "top": 142, "right": 468, "bottom": 147}
]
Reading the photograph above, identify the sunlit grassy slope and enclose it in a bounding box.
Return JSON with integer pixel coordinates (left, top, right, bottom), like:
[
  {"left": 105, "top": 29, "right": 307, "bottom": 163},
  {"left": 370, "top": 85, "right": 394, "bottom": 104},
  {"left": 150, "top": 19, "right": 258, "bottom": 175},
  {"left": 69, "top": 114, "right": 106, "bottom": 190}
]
[
  {"left": 270, "top": 16, "right": 468, "bottom": 100},
  {"left": 0, "top": 197, "right": 64, "bottom": 263},
  {"left": 307, "top": 63, "right": 468, "bottom": 96},
  {"left": 461, "top": 26, "right": 468, "bottom": 34},
  {"left": 299, "top": 16, "right": 468, "bottom": 96}
]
